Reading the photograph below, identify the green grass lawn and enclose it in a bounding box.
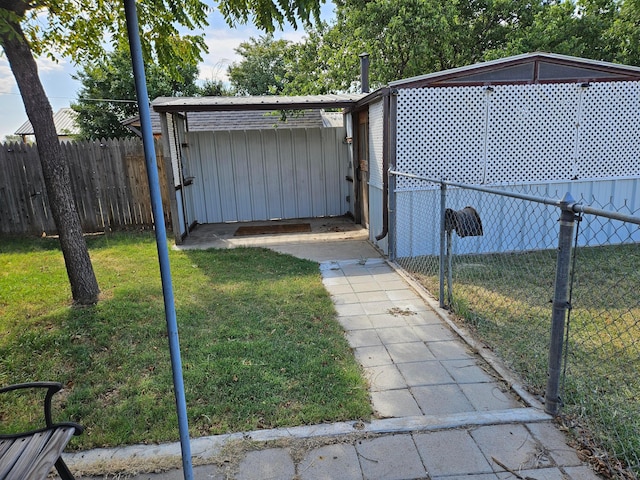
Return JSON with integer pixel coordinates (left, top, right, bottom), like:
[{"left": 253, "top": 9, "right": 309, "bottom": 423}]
[
  {"left": 409, "top": 244, "right": 640, "bottom": 475},
  {"left": 0, "top": 233, "right": 371, "bottom": 450}
]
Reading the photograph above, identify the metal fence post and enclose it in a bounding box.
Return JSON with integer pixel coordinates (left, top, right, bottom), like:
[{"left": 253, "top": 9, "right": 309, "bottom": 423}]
[
  {"left": 545, "top": 192, "right": 576, "bottom": 416},
  {"left": 439, "top": 182, "right": 447, "bottom": 308}
]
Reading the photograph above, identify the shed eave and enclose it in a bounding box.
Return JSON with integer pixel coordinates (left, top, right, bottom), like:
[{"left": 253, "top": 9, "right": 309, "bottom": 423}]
[
  {"left": 152, "top": 94, "right": 367, "bottom": 113},
  {"left": 389, "top": 52, "right": 640, "bottom": 88}
]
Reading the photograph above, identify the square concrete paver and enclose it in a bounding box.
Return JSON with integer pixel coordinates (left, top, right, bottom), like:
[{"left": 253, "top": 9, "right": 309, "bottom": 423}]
[
  {"left": 237, "top": 448, "right": 295, "bottom": 480},
  {"left": 377, "top": 326, "right": 421, "bottom": 344},
  {"left": 362, "top": 300, "right": 397, "bottom": 315},
  {"left": 563, "top": 466, "right": 602, "bottom": 480},
  {"left": 385, "top": 342, "right": 435, "bottom": 363},
  {"left": 411, "top": 384, "right": 475, "bottom": 415},
  {"left": 345, "top": 329, "right": 383, "bottom": 348},
  {"left": 369, "top": 313, "right": 410, "bottom": 329},
  {"left": 356, "top": 434, "right": 427, "bottom": 480},
  {"left": 298, "top": 444, "right": 362, "bottom": 480},
  {"left": 385, "top": 289, "right": 423, "bottom": 302},
  {"left": 471, "top": 424, "right": 553, "bottom": 472},
  {"left": 364, "top": 364, "right": 407, "bottom": 391},
  {"left": 413, "top": 429, "right": 494, "bottom": 476},
  {"left": 427, "top": 340, "right": 474, "bottom": 360},
  {"left": 498, "top": 468, "right": 569, "bottom": 480},
  {"left": 526, "top": 423, "right": 583, "bottom": 467},
  {"left": 338, "top": 315, "right": 374, "bottom": 331},
  {"left": 370, "top": 389, "right": 422, "bottom": 417},
  {"left": 397, "top": 361, "right": 454, "bottom": 387},
  {"left": 460, "top": 383, "right": 521, "bottom": 411},
  {"left": 354, "top": 345, "right": 393, "bottom": 367},
  {"left": 412, "top": 324, "right": 457, "bottom": 342},
  {"left": 335, "top": 303, "right": 366, "bottom": 316},
  {"left": 323, "top": 283, "right": 353, "bottom": 294},
  {"left": 432, "top": 475, "right": 499, "bottom": 480},
  {"left": 441, "top": 359, "right": 495, "bottom": 384},
  {"left": 331, "top": 293, "right": 360, "bottom": 305}
]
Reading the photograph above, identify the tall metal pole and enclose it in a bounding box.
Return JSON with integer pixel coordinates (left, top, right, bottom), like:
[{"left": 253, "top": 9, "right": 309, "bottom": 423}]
[
  {"left": 122, "top": 1, "right": 193, "bottom": 477},
  {"left": 545, "top": 192, "right": 576, "bottom": 416}
]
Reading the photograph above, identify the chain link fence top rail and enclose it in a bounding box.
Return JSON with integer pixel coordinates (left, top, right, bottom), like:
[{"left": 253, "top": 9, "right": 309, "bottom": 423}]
[{"left": 389, "top": 171, "right": 640, "bottom": 479}]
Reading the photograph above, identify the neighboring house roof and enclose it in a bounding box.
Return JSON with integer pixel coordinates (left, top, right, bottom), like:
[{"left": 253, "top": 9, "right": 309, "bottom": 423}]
[
  {"left": 14, "top": 108, "right": 80, "bottom": 137},
  {"left": 388, "top": 52, "right": 640, "bottom": 89},
  {"left": 124, "top": 109, "right": 344, "bottom": 135},
  {"left": 122, "top": 106, "right": 342, "bottom": 134},
  {"left": 151, "top": 94, "right": 366, "bottom": 113}
]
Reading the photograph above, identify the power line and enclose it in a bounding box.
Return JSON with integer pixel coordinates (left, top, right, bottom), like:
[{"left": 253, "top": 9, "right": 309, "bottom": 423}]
[{"left": 0, "top": 92, "right": 138, "bottom": 103}]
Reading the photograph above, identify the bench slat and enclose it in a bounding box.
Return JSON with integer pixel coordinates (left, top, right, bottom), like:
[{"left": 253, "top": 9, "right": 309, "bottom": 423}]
[{"left": 0, "top": 427, "right": 77, "bottom": 480}]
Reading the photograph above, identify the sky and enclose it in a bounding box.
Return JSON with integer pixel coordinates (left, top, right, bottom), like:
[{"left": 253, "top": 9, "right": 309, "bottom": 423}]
[{"left": 0, "top": 3, "right": 335, "bottom": 141}]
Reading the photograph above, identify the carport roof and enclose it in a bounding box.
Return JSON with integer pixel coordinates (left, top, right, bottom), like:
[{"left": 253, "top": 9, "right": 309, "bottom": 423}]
[{"left": 152, "top": 94, "right": 367, "bottom": 112}]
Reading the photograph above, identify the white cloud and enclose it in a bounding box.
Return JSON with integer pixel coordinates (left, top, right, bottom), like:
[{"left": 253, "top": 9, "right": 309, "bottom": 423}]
[
  {"left": 198, "top": 26, "right": 310, "bottom": 83},
  {"left": 0, "top": 54, "right": 68, "bottom": 94},
  {"left": 0, "top": 58, "right": 14, "bottom": 95},
  {"left": 200, "top": 27, "right": 254, "bottom": 82}
]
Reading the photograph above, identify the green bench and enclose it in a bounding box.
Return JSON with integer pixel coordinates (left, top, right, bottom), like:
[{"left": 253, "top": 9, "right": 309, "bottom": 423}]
[{"left": 0, "top": 382, "right": 83, "bottom": 480}]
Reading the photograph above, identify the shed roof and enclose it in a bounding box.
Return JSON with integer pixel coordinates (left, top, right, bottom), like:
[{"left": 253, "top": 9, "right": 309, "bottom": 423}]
[
  {"left": 152, "top": 94, "right": 366, "bottom": 113},
  {"left": 15, "top": 108, "right": 80, "bottom": 136},
  {"left": 389, "top": 52, "right": 640, "bottom": 88}
]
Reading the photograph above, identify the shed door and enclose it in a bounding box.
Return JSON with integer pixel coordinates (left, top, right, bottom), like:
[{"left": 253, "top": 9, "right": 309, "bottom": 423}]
[{"left": 185, "top": 128, "right": 349, "bottom": 223}]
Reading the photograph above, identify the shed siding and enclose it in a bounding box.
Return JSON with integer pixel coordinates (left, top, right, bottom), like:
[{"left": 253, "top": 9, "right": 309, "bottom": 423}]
[
  {"left": 394, "top": 178, "right": 640, "bottom": 258},
  {"left": 183, "top": 127, "right": 348, "bottom": 223}
]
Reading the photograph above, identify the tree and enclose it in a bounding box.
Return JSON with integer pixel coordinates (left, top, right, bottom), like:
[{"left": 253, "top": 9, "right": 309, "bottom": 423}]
[
  {"left": 491, "top": 0, "right": 619, "bottom": 61},
  {"left": 286, "top": 0, "right": 543, "bottom": 93},
  {"left": 228, "top": 34, "right": 294, "bottom": 95},
  {"left": 199, "top": 78, "right": 234, "bottom": 96},
  {"left": 0, "top": 0, "right": 321, "bottom": 305},
  {"left": 610, "top": 0, "right": 640, "bottom": 65},
  {"left": 73, "top": 43, "right": 201, "bottom": 140}
]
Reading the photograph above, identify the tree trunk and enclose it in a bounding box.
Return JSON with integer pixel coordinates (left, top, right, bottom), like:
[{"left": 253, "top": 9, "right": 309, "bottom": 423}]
[{"left": 1, "top": 18, "right": 100, "bottom": 305}]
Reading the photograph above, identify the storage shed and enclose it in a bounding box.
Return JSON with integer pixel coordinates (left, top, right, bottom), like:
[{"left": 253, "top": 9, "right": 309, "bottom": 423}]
[
  {"left": 151, "top": 94, "right": 365, "bottom": 242},
  {"left": 351, "top": 52, "right": 640, "bottom": 257}
]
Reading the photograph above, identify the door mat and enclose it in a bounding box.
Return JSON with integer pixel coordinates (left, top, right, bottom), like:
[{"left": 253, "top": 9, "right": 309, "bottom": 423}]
[{"left": 234, "top": 223, "right": 312, "bottom": 236}]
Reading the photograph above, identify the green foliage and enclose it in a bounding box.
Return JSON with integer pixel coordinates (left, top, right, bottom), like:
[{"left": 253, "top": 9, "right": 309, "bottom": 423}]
[
  {"left": 72, "top": 43, "right": 201, "bottom": 140},
  {"left": 0, "top": 234, "right": 371, "bottom": 448},
  {"left": 297, "top": 0, "right": 543, "bottom": 90},
  {"left": 259, "top": 0, "right": 640, "bottom": 95},
  {"left": 490, "top": 0, "right": 619, "bottom": 61},
  {"left": 228, "top": 34, "right": 294, "bottom": 95},
  {"left": 215, "top": 0, "right": 322, "bottom": 32},
  {"left": 199, "top": 78, "right": 234, "bottom": 96}
]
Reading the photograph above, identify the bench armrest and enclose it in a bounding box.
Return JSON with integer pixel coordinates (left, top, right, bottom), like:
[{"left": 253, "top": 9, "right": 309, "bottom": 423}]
[{"left": 0, "top": 382, "right": 83, "bottom": 437}]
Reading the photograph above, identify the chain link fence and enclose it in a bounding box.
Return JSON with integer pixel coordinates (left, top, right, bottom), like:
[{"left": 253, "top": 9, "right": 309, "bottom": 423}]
[{"left": 390, "top": 171, "right": 640, "bottom": 479}]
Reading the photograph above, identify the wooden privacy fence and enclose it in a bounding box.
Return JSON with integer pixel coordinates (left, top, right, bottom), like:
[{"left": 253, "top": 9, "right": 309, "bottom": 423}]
[{"left": 0, "top": 138, "right": 171, "bottom": 236}]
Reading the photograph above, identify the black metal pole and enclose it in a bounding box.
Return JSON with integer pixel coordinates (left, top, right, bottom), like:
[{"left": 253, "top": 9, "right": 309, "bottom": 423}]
[
  {"left": 545, "top": 192, "right": 576, "bottom": 416},
  {"left": 439, "top": 183, "right": 446, "bottom": 308}
]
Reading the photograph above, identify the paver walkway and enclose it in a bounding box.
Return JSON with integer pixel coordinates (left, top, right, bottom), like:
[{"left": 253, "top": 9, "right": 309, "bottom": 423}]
[{"left": 70, "top": 244, "right": 601, "bottom": 480}]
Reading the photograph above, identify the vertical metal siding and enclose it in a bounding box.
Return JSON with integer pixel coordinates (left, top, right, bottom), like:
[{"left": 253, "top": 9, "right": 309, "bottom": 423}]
[{"left": 184, "top": 127, "right": 348, "bottom": 223}]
